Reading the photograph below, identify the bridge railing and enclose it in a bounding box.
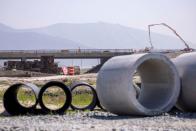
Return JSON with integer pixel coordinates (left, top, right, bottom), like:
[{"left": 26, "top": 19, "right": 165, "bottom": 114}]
[{"left": 0, "top": 49, "right": 135, "bottom": 54}]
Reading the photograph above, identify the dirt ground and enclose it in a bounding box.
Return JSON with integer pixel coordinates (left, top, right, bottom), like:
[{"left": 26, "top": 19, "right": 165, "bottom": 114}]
[{"left": 0, "top": 73, "right": 97, "bottom": 84}]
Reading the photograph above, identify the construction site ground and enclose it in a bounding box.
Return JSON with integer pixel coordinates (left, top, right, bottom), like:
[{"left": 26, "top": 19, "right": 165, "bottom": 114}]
[{"left": 0, "top": 74, "right": 196, "bottom": 130}]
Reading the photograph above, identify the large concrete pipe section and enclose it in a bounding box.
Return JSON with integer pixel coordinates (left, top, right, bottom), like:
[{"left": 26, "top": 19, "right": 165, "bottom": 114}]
[
  {"left": 3, "top": 83, "right": 40, "bottom": 115},
  {"left": 172, "top": 52, "right": 196, "bottom": 111},
  {"left": 96, "top": 53, "right": 180, "bottom": 116}
]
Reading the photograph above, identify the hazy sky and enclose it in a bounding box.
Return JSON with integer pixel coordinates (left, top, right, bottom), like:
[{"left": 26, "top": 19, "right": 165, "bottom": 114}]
[{"left": 0, "top": 0, "right": 196, "bottom": 43}]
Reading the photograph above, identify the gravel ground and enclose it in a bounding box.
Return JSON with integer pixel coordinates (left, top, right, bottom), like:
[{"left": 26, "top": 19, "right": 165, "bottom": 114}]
[
  {"left": 0, "top": 74, "right": 196, "bottom": 131},
  {"left": 0, "top": 110, "right": 196, "bottom": 131}
]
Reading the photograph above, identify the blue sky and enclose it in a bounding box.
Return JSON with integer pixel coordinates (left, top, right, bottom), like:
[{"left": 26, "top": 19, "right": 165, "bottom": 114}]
[{"left": 0, "top": 0, "right": 196, "bottom": 43}]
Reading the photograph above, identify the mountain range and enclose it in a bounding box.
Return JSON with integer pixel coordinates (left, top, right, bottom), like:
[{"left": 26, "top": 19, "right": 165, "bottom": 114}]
[
  {"left": 0, "top": 23, "right": 85, "bottom": 50},
  {"left": 0, "top": 22, "right": 195, "bottom": 50}
]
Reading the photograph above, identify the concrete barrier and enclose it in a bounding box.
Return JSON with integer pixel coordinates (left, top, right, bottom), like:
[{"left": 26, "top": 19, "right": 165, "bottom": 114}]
[
  {"left": 173, "top": 52, "right": 196, "bottom": 111},
  {"left": 96, "top": 53, "right": 180, "bottom": 116}
]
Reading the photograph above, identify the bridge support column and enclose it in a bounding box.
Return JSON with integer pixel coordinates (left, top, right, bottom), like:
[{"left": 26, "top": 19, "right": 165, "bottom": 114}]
[
  {"left": 21, "top": 57, "right": 27, "bottom": 62},
  {"left": 100, "top": 57, "right": 110, "bottom": 65}
]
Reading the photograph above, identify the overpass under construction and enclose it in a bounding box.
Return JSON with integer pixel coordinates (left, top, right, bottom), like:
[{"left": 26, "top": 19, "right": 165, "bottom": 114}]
[
  {"left": 0, "top": 49, "right": 135, "bottom": 73},
  {"left": 0, "top": 49, "right": 134, "bottom": 64}
]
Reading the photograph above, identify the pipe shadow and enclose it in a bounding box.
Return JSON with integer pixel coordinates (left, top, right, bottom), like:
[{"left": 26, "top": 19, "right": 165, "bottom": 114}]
[
  {"left": 88, "top": 114, "right": 145, "bottom": 120},
  {"left": 0, "top": 109, "right": 48, "bottom": 117},
  {"left": 90, "top": 109, "right": 196, "bottom": 120},
  {"left": 0, "top": 110, "right": 11, "bottom": 116},
  {"left": 168, "top": 111, "right": 196, "bottom": 119},
  {"left": 168, "top": 107, "right": 196, "bottom": 119},
  {"left": 1, "top": 108, "right": 196, "bottom": 119}
]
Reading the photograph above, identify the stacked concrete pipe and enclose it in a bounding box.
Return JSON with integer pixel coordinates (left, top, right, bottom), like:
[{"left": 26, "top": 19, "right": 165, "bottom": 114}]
[
  {"left": 96, "top": 53, "right": 180, "bottom": 116},
  {"left": 173, "top": 52, "right": 196, "bottom": 111}
]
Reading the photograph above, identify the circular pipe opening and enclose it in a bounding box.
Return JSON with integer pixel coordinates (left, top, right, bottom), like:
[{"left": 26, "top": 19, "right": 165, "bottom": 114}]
[
  {"left": 134, "top": 58, "right": 175, "bottom": 110},
  {"left": 17, "top": 85, "right": 37, "bottom": 108},
  {"left": 71, "top": 83, "right": 97, "bottom": 110},
  {"left": 42, "top": 86, "right": 66, "bottom": 110},
  {"left": 38, "top": 81, "right": 72, "bottom": 114}
]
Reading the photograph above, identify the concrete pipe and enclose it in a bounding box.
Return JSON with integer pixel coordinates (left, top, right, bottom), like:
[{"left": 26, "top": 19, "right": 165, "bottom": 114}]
[
  {"left": 96, "top": 53, "right": 180, "bottom": 116},
  {"left": 38, "top": 81, "right": 72, "bottom": 114},
  {"left": 70, "top": 81, "right": 98, "bottom": 111},
  {"left": 3, "top": 83, "right": 40, "bottom": 115},
  {"left": 172, "top": 52, "right": 196, "bottom": 111}
]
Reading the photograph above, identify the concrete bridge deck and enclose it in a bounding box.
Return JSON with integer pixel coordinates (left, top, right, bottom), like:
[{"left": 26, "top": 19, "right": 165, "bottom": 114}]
[{"left": 0, "top": 49, "right": 134, "bottom": 59}]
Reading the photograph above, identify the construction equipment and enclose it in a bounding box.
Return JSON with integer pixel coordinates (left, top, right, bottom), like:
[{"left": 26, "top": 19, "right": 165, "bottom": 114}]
[{"left": 148, "top": 23, "right": 193, "bottom": 51}]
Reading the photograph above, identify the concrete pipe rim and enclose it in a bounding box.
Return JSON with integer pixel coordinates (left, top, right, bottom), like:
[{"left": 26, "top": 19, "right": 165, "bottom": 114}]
[
  {"left": 70, "top": 82, "right": 98, "bottom": 111},
  {"left": 38, "top": 81, "right": 72, "bottom": 114},
  {"left": 130, "top": 54, "right": 180, "bottom": 115}
]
